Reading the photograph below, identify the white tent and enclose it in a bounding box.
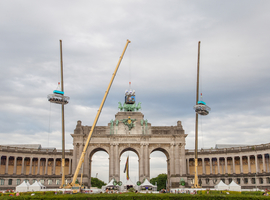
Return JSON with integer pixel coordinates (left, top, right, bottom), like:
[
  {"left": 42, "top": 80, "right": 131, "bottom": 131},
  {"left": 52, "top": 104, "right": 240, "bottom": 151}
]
[
  {"left": 38, "top": 181, "right": 46, "bottom": 189},
  {"left": 141, "top": 179, "right": 154, "bottom": 187},
  {"left": 102, "top": 179, "right": 119, "bottom": 193},
  {"left": 16, "top": 180, "right": 29, "bottom": 192},
  {"left": 140, "top": 179, "right": 157, "bottom": 191},
  {"left": 105, "top": 179, "right": 116, "bottom": 187},
  {"left": 229, "top": 180, "right": 241, "bottom": 191},
  {"left": 214, "top": 180, "right": 229, "bottom": 190},
  {"left": 29, "top": 181, "right": 46, "bottom": 191},
  {"left": 124, "top": 179, "right": 135, "bottom": 186}
]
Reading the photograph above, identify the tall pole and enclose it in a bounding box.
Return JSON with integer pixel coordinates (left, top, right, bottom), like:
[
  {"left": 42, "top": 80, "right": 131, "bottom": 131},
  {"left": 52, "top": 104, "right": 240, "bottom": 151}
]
[
  {"left": 60, "top": 40, "right": 66, "bottom": 188},
  {"left": 194, "top": 41, "right": 201, "bottom": 188}
]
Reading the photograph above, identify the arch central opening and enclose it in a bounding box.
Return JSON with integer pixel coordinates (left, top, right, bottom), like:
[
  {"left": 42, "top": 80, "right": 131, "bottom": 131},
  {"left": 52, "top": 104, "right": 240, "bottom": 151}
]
[{"left": 120, "top": 148, "right": 139, "bottom": 186}]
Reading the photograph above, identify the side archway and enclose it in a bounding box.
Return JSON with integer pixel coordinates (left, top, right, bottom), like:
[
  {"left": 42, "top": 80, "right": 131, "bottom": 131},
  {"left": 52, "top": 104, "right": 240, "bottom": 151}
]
[{"left": 87, "top": 147, "right": 109, "bottom": 187}]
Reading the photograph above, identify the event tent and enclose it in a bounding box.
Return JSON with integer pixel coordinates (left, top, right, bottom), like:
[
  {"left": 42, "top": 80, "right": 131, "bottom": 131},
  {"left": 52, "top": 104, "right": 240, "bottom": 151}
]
[
  {"left": 38, "top": 181, "right": 46, "bottom": 189},
  {"left": 140, "top": 179, "right": 154, "bottom": 187},
  {"left": 124, "top": 179, "right": 135, "bottom": 186},
  {"left": 228, "top": 180, "right": 241, "bottom": 191},
  {"left": 140, "top": 179, "right": 157, "bottom": 191},
  {"left": 214, "top": 180, "right": 229, "bottom": 190},
  {"left": 16, "top": 180, "right": 29, "bottom": 192},
  {"left": 29, "top": 181, "right": 46, "bottom": 191},
  {"left": 102, "top": 179, "right": 119, "bottom": 192},
  {"left": 105, "top": 179, "right": 116, "bottom": 187}
]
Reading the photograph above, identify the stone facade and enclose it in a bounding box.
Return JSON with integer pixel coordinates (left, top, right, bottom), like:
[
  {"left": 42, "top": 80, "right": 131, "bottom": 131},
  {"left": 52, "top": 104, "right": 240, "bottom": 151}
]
[
  {"left": 0, "top": 145, "right": 73, "bottom": 190},
  {"left": 72, "top": 112, "right": 187, "bottom": 188},
  {"left": 1, "top": 111, "right": 270, "bottom": 190},
  {"left": 186, "top": 144, "right": 270, "bottom": 189}
]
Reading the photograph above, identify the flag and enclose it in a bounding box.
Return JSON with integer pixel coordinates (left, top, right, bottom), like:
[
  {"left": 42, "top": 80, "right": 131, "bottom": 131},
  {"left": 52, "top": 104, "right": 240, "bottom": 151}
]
[{"left": 123, "top": 156, "right": 129, "bottom": 180}]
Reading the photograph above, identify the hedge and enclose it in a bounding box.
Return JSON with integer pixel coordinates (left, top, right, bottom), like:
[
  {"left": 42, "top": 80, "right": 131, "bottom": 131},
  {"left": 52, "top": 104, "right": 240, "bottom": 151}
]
[{"left": 0, "top": 192, "right": 270, "bottom": 200}]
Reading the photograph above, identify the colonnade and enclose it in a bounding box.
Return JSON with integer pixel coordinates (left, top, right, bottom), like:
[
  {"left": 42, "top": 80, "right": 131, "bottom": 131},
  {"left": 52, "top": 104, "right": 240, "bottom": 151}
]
[
  {"left": 0, "top": 155, "right": 72, "bottom": 176},
  {"left": 187, "top": 153, "right": 270, "bottom": 175}
]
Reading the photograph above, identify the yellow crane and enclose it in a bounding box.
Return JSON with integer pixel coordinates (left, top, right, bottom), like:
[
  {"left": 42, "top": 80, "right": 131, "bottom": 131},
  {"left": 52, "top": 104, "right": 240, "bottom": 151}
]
[{"left": 68, "top": 39, "right": 131, "bottom": 191}]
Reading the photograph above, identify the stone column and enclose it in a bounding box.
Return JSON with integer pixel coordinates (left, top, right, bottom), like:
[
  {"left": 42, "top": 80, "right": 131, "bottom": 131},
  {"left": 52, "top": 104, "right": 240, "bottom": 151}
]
[
  {"left": 255, "top": 155, "right": 258, "bottom": 173},
  {"left": 202, "top": 158, "right": 205, "bottom": 174},
  {"left": 232, "top": 157, "right": 235, "bottom": 174},
  {"left": 145, "top": 144, "right": 150, "bottom": 179},
  {"left": 69, "top": 158, "right": 72, "bottom": 175},
  {"left": 29, "top": 157, "right": 33, "bottom": 175},
  {"left": 89, "top": 159, "right": 92, "bottom": 187},
  {"left": 217, "top": 157, "right": 220, "bottom": 174},
  {"left": 72, "top": 143, "right": 77, "bottom": 174},
  {"left": 180, "top": 144, "right": 186, "bottom": 175},
  {"left": 60, "top": 158, "right": 62, "bottom": 174},
  {"left": 5, "top": 156, "right": 9, "bottom": 174},
  {"left": 210, "top": 157, "right": 212, "bottom": 174},
  {"left": 262, "top": 154, "right": 266, "bottom": 173},
  {"left": 45, "top": 158, "right": 48, "bottom": 175},
  {"left": 248, "top": 155, "right": 251, "bottom": 173},
  {"left": 170, "top": 143, "right": 175, "bottom": 176},
  {"left": 240, "top": 156, "right": 243, "bottom": 174},
  {"left": 13, "top": 157, "right": 17, "bottom": 174},
  {"left": 79, "top": 144, "right": 83, "bottom": 163},
  {"left": 21, "top": 157, "right": 25, "bottom": 175},
  {"left": 267, "top": 155, "right": 270, "bottom": 172},
  {"left": 175, "top": 144, "right": 180, "bottom": 175},
  {"left": 53, "top": 158, "right": 56, "bottom": 175},
  {"left": 37, "top": 158, "right": 41, "bottom": 175},
  {"left": 187, "top": 158, "right": 190, "bottom": 175},
  {"left": 225, "top": 157, "right": 228, "bottom": 174},
  {"left": 83, "top": 151, "right": 89, "bottom": 185},
  {"left": 139, "top": 144, "right": 144, "bottom": 180},
  {"left": 115, "top": 144, "right": 120, "bottom": 181},
  {"left": 109, "top": 144, "right": 114, "bottom": 180}
]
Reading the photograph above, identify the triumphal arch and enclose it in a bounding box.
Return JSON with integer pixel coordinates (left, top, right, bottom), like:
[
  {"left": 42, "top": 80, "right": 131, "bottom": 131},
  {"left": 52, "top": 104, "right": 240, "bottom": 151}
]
[{"left": 71, "top": 90, "right": 187, "bottom": 188}]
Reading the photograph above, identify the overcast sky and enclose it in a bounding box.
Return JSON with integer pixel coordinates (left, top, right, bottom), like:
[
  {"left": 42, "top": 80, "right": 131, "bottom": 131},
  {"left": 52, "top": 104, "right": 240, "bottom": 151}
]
[{"left": 1, "top": 0, "right": 270, "bottom": 184}]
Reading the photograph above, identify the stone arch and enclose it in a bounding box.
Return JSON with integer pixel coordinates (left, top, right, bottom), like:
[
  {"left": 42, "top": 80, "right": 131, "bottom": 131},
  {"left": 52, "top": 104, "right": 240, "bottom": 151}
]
[
  {"left": 89, "top": 147, "right": 109, "bottom": 159},
  {"left": 150, "top": 147, "right": 169, "bottom": 177},
  {"left": 119, "top": 147, "right": 140, "bottom": 182},
  {"left": 150, "top": 147, "right": 170, "bottom": 187},
  {"left": 150, "top": 147, "right": 170, "bottom": 159},
  {"left": 87, "top": 147, "right": 109, "bottom": 187},
  {"left": 120, "top": 147, "right": 140, "bottom": 158}
]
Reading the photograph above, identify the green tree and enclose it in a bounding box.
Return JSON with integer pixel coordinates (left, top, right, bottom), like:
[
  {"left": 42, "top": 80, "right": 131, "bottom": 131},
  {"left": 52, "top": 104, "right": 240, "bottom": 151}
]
[
  {"left": 91, "top": 177, "right": 106, "bottom": 189},
  {"left": 150, "top": 173, "right": 167, "bottom": 191}
]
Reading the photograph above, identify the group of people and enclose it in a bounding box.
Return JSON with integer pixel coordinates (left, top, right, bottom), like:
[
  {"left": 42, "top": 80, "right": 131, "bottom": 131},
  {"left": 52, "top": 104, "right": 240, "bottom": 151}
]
[
  {"left": 160, "top": 188, "right": 168, "bottom": 193},
  {"left": 105, "top": 188, "right": 118, "bottom": 193}
]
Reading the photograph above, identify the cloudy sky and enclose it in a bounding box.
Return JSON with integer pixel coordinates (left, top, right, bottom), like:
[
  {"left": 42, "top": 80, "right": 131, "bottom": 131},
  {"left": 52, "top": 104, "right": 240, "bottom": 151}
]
[{"left": 1, "top": 0, "right": 270, "bottom": 184}]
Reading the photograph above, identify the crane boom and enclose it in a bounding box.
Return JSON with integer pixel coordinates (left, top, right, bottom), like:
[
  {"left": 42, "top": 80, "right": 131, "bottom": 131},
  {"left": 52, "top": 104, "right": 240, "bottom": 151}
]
[{"left": 71, "top": 39, "right": 131, "bottom": 186}]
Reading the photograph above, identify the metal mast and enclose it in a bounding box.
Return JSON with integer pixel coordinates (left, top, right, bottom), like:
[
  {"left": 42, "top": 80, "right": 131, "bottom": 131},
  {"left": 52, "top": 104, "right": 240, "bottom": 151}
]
[
  {"left": 60, "top": 40, "right": 66, "bottom": 188},
  {"left": 193, "top": 41, "right": 211, "bottom": 188},
  {"left": 194, "top": 41, "right": 201, "bottom": 188},
  {"left": 47, "top": 40, "right": 70, "bottom": 188}
]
